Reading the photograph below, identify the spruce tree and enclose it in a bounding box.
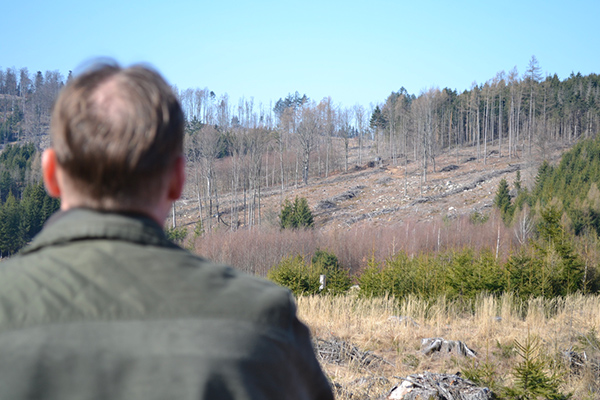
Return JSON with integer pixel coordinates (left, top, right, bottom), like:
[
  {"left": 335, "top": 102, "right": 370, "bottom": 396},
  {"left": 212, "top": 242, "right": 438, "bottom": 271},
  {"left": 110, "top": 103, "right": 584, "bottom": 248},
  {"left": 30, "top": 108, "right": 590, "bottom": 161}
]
[
  {"left": 279, "top": 197, "right": 314, "bottom": 229},
  {"left": 494, "top": 179, "right": 512, "bottom": 223},
  {"left": 293, "top": 197, "right": 314, "bottom": 228}
]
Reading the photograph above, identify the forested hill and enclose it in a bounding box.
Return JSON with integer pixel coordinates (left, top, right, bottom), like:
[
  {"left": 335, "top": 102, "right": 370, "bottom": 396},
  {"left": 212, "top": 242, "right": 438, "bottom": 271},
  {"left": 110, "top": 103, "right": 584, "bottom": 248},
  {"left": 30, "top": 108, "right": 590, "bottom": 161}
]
[
  {"left": 1, "top": 59, "right": 599, "bottom": 233},
  {"left": 0, "top": 143, "right": 60, "bottom": 257}
]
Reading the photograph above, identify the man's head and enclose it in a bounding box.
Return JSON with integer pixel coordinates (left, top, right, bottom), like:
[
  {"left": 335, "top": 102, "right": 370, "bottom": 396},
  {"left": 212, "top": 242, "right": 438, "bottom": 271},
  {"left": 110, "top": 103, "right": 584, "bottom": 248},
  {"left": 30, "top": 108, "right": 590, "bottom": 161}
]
[{"left": 44, "top": 62, "right": 185, "bottom": 220}]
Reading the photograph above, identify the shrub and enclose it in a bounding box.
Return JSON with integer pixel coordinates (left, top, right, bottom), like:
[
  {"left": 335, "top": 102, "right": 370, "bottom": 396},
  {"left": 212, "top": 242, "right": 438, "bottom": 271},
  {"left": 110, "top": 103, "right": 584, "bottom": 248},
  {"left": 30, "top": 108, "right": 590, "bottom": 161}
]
[
  {"left": 267, "top": 255, "right": 319, "bottom": 296},
  {"left": 165, "top": 225, "right": 188, "bottom": 244},
  {"left": 358, "top": 252, "right": 442, "bottom": 299},
  {"left": 445, "top": 249, "right": 505, "bottom": 300},
  {"left": 311, "top": 249, "right": 352, "bottom": 295},
  {"left": 268, "top": 251, "right": 352, "bottom": 296},
  {"left": 357, "top": 256, "right": 386, "bottom": 298}
]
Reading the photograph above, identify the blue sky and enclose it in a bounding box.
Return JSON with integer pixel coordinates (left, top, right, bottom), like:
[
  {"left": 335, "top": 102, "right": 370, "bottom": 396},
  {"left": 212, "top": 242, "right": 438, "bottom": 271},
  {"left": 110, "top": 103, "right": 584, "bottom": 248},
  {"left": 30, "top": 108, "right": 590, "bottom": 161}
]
[{"left": 2, "top": 0, "right": 598, "bottom": 109}]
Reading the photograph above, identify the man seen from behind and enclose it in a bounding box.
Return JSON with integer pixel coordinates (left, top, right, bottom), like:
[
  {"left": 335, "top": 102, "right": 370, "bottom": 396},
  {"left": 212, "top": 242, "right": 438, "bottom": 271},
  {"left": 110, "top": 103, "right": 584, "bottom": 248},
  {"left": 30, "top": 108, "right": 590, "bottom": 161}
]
[{"left": 0, "top": 62, "right": 334, "bottom": 400}]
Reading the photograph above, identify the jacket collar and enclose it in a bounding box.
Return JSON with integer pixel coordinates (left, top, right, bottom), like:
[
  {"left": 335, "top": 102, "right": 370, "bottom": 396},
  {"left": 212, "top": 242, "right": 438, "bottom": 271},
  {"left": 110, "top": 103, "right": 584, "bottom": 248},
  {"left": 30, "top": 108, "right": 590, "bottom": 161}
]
[{"left": 20, "top": 208, "right": 177, "bottom": 255}]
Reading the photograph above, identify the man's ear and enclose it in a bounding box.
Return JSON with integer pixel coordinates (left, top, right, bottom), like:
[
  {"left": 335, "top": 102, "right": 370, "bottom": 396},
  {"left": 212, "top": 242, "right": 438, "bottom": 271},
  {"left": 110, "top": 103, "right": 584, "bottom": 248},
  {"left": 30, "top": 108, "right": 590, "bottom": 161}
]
[
  {"left": 167, "top": 155, "right": 185, "bottom": 201},
  {"left": 42, "top": 149, "right": 61, "bottom": 198}
]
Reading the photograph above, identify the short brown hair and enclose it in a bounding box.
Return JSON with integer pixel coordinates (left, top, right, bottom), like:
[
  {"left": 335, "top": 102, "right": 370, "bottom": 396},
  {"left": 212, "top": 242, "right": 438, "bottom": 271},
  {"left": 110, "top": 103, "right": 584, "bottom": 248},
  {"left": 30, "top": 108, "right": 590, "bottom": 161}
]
[{"left": 50, "top": 62, "right": 184, "bottom": 209}]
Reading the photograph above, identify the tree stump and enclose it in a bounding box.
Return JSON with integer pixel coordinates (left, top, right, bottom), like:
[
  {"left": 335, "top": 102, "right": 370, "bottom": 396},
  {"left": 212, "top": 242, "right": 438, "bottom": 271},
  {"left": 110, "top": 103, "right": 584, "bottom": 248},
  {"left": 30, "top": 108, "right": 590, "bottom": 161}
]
[
  {"left": 387, "top": 372, "right": 493, "bottom": 400},
  {"left": 421, "top": 337, "right": 477, "bottom": 358}
]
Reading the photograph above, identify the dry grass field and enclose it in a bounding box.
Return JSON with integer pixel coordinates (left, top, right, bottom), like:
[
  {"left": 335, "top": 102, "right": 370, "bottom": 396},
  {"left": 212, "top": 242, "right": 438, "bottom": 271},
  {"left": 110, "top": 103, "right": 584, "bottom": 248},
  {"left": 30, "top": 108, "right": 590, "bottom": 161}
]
[{"left": 297, "top": 293, "right": 600, "bottom": 399}]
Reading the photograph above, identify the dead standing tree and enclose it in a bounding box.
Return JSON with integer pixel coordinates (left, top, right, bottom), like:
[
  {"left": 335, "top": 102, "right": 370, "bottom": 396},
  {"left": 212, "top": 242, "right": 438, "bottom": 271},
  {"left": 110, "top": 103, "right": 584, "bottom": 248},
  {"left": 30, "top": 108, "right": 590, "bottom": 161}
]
[
  {"left": 198, "top": 125, "right": 223, "bottom": 229},
  {"left": 297, "top": 103, "right": 320, "bottom": 185},
  {"left": 244, "top": 127, "right": 271, "bottom": 228}
]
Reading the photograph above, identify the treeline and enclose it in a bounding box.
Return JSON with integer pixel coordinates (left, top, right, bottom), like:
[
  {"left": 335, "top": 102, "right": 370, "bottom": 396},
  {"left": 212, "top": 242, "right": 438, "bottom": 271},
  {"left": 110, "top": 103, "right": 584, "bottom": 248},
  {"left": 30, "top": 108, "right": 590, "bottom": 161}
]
[
  {"left": 177, "top": 56, "right": 600, "bottom": 230},
  {"left": 3, "top": 59, "right": 599, "bottom": 233},
  {"left": 0, "top": 67, "right": 65, "bottom": 144},
  {"left": 0, "top": 143, "right": 60, "bottom": 256},
  {"left": 373, "top": 57, "right": 600, "bottom": 168}
]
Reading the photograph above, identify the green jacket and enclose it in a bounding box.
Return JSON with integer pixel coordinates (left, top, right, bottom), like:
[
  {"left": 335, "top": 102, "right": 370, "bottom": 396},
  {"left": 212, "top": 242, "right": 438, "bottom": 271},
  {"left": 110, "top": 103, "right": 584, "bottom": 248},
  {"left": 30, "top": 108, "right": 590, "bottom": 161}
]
[{"left": 0, "top": 209, "right": 333, "bottom": 400}]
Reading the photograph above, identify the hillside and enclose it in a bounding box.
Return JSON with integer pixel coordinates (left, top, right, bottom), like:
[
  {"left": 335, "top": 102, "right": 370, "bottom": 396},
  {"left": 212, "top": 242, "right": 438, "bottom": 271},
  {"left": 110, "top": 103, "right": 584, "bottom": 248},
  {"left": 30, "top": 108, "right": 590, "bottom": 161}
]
[{"left": 176, "top": 140, "right": 569, "bottom": 232}]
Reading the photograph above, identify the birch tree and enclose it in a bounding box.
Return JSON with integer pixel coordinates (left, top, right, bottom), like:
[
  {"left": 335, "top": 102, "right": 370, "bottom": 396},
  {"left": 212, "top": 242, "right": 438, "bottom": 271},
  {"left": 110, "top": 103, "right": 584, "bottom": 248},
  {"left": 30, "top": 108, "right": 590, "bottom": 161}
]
[{"left": 297, "top": 103, "right": 320, "bottom": 185}]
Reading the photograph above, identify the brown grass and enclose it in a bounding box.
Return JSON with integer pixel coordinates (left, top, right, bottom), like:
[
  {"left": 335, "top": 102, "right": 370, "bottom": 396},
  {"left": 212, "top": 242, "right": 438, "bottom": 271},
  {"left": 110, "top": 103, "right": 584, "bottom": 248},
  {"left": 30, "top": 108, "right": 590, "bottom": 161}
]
[{"left": 297, "top": 293, "right": 600, "bottom": 399}]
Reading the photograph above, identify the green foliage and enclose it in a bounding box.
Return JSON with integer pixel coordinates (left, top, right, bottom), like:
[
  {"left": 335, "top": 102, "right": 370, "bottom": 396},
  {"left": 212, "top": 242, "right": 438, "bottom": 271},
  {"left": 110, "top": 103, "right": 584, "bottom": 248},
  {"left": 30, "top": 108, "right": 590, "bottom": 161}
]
[
  {"left": 469, "top": 211, "right": 490, "bottom": 225},
  {"left": 0, "top": 144, "right": 60, "bottom": 256},
  {"left": 464, "top": 336, "right": 570, "bottom": 400},
  {"left": 268, "top": 256, "right": 319, "bottom": 296},
  {"left": 0, "top": 143, "right": 36, "bottom": 202},
  {"left": 165, "top": 225, "right": 188, "bottom": 244},
  {"left": 515, "top": 170, "right": 523, "bottom": 192},
  {"left": 503, "top": 335, "right": 570, "bottom": 400},
  {"left": 369, "top": 105, "right": 387, "bottom": 130},
  {"left": 193, "top": 219, "right": 204, "bottom": 238},
  {"left": 495, "top": 178, "right": 514, "bottom": 224},
  {"left": 273, "top": 92, "right": 308, "bottom": 119},
  {"left": 357, "top": 242, "right": 586, "bottom": 302},
  {"left": 0, "top": 106, "right": 24, "bottom": 144},
  {"left": 279, "top": 197, "right": 314, "bottom": 229},
  {"left": 357, "top": 255, "right": 386, "bottom": 297},
  {"left": 462, "top": 359, "right": 502, "bottom": 395},
  {"left": 535, "top": 206, "right": 584, "bottom": 296},
  {"left": 358, "top": 251, "right": 446, "bottom": 300},
  {"left": 0, "top": 193, "right": 25, "bottom": 255},
  {"left": 528, "top": 138, "right": 600, "bottom": 237},
  {"left": 358, "top": 252, "right": 417, "bottom": 298},
  {"left": 445, "top": 249, "right": 504, "bottom": 299},
  {"left": 311, "top": 249, "right": 352, "bottom": 295},
  {"left": 268, "top": 250, "right": 351, "bottom": 296},
  {"left": 506, "top": 206, "right": 584, "bottom": 300}
]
